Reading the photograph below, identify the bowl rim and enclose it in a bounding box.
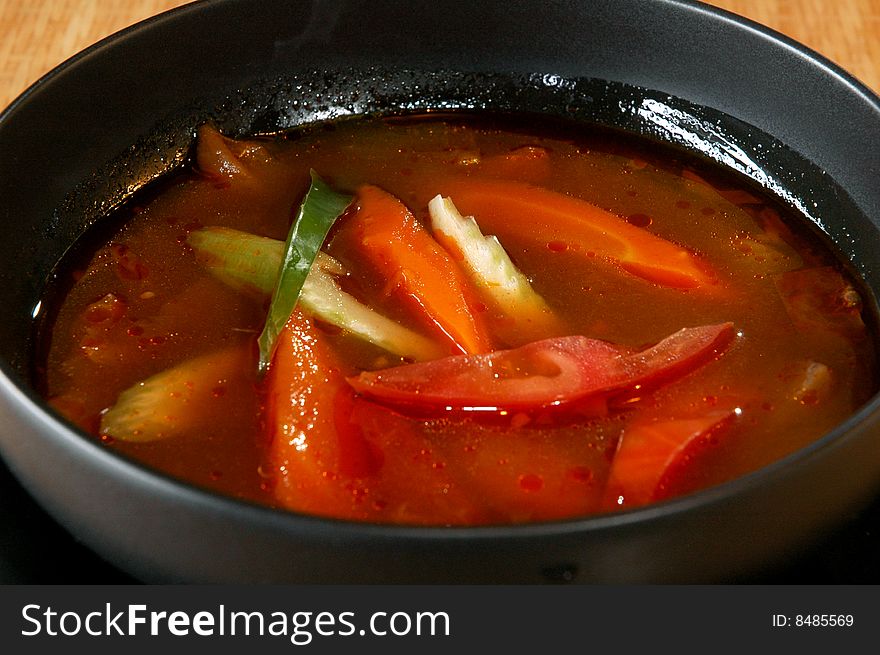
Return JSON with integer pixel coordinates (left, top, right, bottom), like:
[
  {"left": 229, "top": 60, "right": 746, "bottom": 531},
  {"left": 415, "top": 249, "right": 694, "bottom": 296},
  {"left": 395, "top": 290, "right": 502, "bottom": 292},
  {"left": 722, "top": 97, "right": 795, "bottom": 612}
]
[{"left": 5, "top": 0, "right": 880, "bottom": 126}]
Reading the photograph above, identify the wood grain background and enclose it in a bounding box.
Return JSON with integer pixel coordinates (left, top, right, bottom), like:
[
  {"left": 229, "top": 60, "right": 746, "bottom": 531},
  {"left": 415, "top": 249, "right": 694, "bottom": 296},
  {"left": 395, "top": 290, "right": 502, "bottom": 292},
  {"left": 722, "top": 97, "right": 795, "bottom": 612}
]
[{"left": 1, "top": 0, "right": 879, "bottom": 111}]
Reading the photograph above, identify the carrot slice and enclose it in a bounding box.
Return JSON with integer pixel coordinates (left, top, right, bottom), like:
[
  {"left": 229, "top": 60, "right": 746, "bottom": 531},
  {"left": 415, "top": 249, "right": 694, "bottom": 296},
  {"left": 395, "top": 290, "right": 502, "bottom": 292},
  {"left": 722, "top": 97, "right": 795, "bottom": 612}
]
[
  {"left": 332, "top": 185, "right": 492, "bottom": 355},
  {"left": 441, "top": 178, "right": 718, "bottom": 290},
  {"left": 602, "top": 410, "right": 736, "bottom": 510},
  {"left": 266, "top": 310, "right": 483, "bottom": 524},
  {"left": 265, "top": 311, "right": 365, "bottom": 517}
]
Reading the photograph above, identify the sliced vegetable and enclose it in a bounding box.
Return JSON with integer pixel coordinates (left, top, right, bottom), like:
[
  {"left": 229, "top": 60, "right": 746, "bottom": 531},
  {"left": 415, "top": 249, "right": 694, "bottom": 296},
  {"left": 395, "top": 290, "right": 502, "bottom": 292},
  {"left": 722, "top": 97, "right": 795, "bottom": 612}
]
[
  {"left": 331, "top": 185, "right": 493, "bottom": 355},
  {"left": 188, "top": 226, "right": 443, "bottom": 361},
  {"left": 188, "top": 226, "right": 284, "bottom": 295},
  {"left": 301, "top": 260, "right": 445, "bottom": 362},
  {"left": 775, "top": 266, "right": 867, "bottom": 341},
  {"left": 439, "top": 178, "right": 718, "bottom": 289},
  {"left": 266, "top": 310, "right": 367, "bottom": 517},
  {"left": 257, "top": 171, "right": 353, "bottom": 373},
  {"left": 602, "top": 411, "right": 736, "bottom": 509},
  {"left": 267, "top": 312, "right": 481, "bottom": 524},
  {"left": 348, "top": 323, "right": 735, "bottom": 412},
  {"left": 195, "top": 123, "right": 272, "bottom": 181},
  {"left": 428, "top": 195, "right": 564, "bottom": 343},
  {"left": 99, "top": 347, "right": 250, "bottom": 442}
]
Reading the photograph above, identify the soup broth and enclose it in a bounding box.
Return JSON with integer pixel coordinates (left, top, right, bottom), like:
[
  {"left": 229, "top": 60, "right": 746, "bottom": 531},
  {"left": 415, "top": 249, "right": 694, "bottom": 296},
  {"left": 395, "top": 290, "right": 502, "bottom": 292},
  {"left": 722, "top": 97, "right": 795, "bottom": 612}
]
[{"left": 37, "top": 113, "right": 877, "bottom": 525}]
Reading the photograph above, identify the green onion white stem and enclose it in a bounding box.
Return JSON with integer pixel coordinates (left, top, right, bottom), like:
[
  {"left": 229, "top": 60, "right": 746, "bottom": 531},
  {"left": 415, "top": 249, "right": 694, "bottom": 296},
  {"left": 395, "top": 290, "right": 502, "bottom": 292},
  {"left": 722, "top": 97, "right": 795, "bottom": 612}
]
[
  {"left": 188, "top": 227, "right": 443, "bottom": 362},
  {"left": 100, "top": 348, "right": 246, "bottom": 442},
  {"left": 428, "top": 194, "right": 563, "bottom": 342}
]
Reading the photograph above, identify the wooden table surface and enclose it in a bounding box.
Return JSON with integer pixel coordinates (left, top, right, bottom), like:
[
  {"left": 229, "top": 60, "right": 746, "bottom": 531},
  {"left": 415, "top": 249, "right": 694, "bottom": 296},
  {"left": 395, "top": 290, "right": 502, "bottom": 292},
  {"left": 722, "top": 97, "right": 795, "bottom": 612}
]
[{"left": 1, "top": 0, "right": 880, "bottom": 111}]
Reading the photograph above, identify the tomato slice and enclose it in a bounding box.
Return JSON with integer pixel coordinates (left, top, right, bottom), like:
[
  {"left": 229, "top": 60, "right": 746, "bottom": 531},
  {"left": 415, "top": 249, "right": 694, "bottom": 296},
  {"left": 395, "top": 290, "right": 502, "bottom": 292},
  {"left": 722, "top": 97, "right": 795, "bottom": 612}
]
[
  {"left": 347, "top": 323, "right": 735, "bottom": 412},
  {"left": 602, "top": 410, "right": 736, "bottom": 510}
]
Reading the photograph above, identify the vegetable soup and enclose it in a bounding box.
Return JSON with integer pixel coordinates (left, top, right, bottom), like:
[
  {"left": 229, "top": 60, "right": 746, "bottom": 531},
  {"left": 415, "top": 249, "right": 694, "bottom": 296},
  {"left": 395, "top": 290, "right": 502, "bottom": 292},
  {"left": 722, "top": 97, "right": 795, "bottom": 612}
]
[{"left": 37, "top": 113, "right": 877, "bottom": 525}]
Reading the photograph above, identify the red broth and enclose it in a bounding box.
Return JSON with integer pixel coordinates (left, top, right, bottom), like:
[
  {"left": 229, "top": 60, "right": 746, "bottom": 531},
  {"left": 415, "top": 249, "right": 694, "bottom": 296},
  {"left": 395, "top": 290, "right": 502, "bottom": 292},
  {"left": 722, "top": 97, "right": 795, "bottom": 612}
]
[{"left": 37, "top": 113, "right": 878, "bottom": 525}]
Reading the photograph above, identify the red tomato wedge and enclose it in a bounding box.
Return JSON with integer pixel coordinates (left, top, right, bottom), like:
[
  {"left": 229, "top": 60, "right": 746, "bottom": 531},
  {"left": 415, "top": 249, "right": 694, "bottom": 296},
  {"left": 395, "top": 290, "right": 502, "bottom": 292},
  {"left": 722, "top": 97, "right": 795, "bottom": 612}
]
[
  {"left": 441, "top": 178, "right": 719, "bottom": 290},
  {"left": 347, "top": 323, "right": 735, "bottom": 411},
  {"left": 330, "top": 184, "right": 492, "bottom": 355},
  {"left": 602, "top": 411, "right": 737, "bottom": 510}
]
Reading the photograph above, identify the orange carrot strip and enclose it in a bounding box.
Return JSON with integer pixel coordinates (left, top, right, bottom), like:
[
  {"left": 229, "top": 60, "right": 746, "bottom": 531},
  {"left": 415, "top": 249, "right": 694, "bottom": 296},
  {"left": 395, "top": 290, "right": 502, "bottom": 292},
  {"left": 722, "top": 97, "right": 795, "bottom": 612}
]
[
  {"left": 266, "top": 310, "right": 484, "bottom": 524},
  {"left": 442, "top": 179, "right": 719, "bottom": 290},
  {"left": 337, "top": 185, "right": 492, "bottom": 355},
  {"left": 266, "top": 311, "right": 367, "bottom": 518}
]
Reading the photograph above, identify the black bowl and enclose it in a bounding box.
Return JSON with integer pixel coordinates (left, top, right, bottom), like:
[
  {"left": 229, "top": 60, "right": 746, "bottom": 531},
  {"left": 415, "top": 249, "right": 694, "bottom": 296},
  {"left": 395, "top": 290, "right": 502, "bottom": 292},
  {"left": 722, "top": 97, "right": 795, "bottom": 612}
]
[{"left": 2, "top": 0, "right": 880, "bottom": 583}]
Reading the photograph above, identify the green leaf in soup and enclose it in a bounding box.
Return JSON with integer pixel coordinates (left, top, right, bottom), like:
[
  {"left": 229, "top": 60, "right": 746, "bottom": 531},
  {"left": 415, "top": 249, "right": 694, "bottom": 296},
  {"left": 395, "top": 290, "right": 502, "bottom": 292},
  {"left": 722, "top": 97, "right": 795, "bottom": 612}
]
[
  {"left": 257, "top": 170, "right": 353, "bottom": 373},
  {"left": 188, "top": 227, "right": 284, "bottom": 295}
]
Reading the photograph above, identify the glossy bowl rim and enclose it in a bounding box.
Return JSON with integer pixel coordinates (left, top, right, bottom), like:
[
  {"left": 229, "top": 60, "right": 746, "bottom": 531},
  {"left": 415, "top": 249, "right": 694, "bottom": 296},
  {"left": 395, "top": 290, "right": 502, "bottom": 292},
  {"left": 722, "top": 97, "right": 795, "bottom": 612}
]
[{"left": 1, "top": 0, "right": 880, "bottom": 563}]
